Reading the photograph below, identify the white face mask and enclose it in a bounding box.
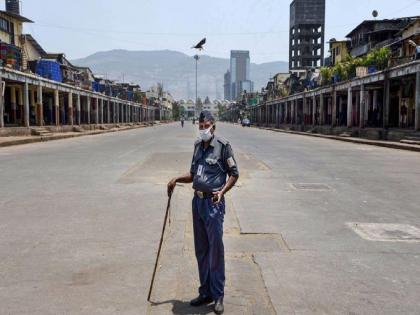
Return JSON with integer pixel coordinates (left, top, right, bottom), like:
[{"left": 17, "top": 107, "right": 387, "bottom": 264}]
[{"left": 199, "top": 126, "right": 213, "bottom": 142}]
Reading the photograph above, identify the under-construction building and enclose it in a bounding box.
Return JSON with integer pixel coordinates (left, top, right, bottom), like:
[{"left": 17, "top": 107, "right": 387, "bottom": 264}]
[{"left": 289, "top": 0, "right": 325, "bottom": 71}]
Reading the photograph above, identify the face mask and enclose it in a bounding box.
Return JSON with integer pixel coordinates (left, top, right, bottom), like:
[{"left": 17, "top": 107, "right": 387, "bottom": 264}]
[{"left": 199, "top": 126, "right": 213, "bottom": 142}]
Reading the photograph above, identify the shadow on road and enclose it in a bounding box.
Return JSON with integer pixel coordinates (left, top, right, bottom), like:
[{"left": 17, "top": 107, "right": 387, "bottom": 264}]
[{"left": 150, "top": 299, "right": 214, "bottom": 315}]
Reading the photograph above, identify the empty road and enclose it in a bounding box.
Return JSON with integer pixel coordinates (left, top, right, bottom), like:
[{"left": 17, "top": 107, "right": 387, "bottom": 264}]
[{"left": 1, "top": 122, "right": 420, "bottom": 315}]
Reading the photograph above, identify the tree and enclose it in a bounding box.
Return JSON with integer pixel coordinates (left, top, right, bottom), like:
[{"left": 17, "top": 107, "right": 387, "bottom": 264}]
[{"left": 172, "top": 102, "right": 185, "bottom": 120}]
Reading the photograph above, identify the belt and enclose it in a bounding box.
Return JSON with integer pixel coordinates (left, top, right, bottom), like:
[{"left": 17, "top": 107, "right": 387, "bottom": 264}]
[{"left": 195, "top": 190, "right": 214, "bottom": 199}]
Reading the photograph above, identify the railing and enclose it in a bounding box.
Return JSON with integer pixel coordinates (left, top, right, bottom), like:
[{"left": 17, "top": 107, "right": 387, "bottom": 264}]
[{"left": 390, "top": 56, "right": 413, "bottom": 67}]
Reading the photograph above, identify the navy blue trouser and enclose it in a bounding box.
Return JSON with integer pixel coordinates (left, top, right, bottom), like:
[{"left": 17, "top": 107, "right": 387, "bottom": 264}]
[{"left": 192, "top": 195, "right": 225, "bottom": 300}]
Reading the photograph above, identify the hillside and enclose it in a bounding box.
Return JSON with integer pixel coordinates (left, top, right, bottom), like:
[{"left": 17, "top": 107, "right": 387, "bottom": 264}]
[{"left": 72, "top": 50, "right": 288, "bottom": 100}]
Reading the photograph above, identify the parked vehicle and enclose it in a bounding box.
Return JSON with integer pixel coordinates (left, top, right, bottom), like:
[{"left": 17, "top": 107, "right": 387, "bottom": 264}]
[{"left": 242, "top": 118, "right": 251, "bottom": 127}]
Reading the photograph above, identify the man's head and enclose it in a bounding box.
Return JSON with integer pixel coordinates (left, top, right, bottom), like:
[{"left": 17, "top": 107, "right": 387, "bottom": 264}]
[
  {"left": 198, "top": 111, "right": 215, "bottom": 142},
  {"left": 198, "top": 110, "right": 216, "bottom": 131}
]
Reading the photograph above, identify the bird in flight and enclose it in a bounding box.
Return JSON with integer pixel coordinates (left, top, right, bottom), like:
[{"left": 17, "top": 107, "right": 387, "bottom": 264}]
[{"left": 192, "top": 38, "right": 206, "bottom": 50}]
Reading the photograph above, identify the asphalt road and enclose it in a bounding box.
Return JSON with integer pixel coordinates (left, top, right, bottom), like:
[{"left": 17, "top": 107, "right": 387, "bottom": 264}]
[{"left": 0, "top": 122, "right": 419, "bottom": 315}]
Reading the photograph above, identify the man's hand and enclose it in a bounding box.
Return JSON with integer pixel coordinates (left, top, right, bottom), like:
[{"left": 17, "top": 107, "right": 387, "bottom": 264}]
[
  {"left": 167, "top": 178, "right": 177, "bottom": 197},
  {"left": 212, "top": 191, "right": 224, "bottom": 204}
]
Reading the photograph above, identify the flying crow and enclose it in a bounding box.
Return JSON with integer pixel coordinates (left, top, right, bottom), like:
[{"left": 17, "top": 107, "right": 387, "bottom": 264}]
[{"left": 192, "top": 38, "right": 206, "bottom": 50}]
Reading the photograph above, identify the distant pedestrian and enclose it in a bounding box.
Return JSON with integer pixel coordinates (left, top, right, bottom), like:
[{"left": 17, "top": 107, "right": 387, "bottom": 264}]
[
  {"left": 168, "top": 111, "right": 239, "bottom": 314},
  {"left": 181, "top": 118, "right": 184, "bottom": 128}
]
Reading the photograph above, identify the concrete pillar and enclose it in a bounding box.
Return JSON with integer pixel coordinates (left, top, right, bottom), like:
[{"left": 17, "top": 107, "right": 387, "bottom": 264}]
[
  {"left": 30, "top": 88, "right": 36, "bottom": 126},
  {"left": 24, "top": 82, "right": 30, "bottom": 128},
  {"left": 54, "top": 89, "right": 59, "bottom": 126},
  {"left": 265, "top": 104, "right": 268, "bottom": 125},
  {"left": 116, "top": 103, "right": 119, "bottom": 123},
  {"left": 359, "top": 84, "right": 365, "bottom": 128},
  {"left": 106, "top": 100, "right": 109, "bottom": 123},
  {"left": 18, "top": 86, "right": 23, "bottom": 125},
  {"left": 100, "top": 99, "right": 104, "bottom": 124},
  {"left": 294, "top": 100, "right": 298, "bottom": 124},
  {"left": 95, "top": 98, "right": 99, "bottom": 124},
  {"left": 30, "top": 89, "right": 36, "bottom": 109},
  {"left": 366, "top": 90, "right": 371, "bottom": 126},
  {"left": 290, "top": 101, "right": 294, "bottom": 124},
  {"left": 68, "top": 92, "right": 73, "bottom": 126},
  {"left": 10, "top": 86, "right": 16, "bottom": 123},
  {"left": 0, "top": 75, "right": 4, "bottom": 128},
  {"left": 87, "top": 96, "right": 91, "bottom": 125},
  {"left": 347, "top": 87, "right": 353, "bottom": 128},
  {"left": 37, "top": 84, "right": 43, "bottom": 126},
  {"left": 312, "top": 96, "right": 317, "bottom": 126},
  {"left": 319, "top": 94, "right": 324, "bottom": 125},
  {"left": 373, "top": 90, "right": 378, "bottom": 110},
  {"left": 76, "top": 94, "right": 81, "bottom": 125},
  {"left": 332, "top": 89, "right": 337, "bottom": 127},
  {"left": 302, "top": 96, "right": 307, "bottom": 125},
  {"left": 415, "top": 72, "right": 420, "bottom": 131},
  {"left": 383, "top": 76, "right": 390, "bottom": 128}
]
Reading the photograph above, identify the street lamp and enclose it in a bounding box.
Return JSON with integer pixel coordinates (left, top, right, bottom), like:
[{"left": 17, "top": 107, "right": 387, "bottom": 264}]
[
  {"left": 194, "top": 54, "right": 200, "bottom": 117},
  {"left": 192, "top": 38, "right": 206, "bottom": 118}
]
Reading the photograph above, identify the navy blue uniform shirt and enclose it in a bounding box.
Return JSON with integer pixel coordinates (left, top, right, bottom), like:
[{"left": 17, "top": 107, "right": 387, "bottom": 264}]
[{"left": 190, "top": 135, "right": 239, "bottom": 193}]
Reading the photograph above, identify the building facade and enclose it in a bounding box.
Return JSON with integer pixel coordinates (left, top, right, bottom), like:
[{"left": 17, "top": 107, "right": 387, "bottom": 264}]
[
  {"left": 346, "top": 17, "right": 415, "bottom": 58},
  {"left": 289, "top": 0, "right": 325, "bottom": 71},
  {"left": 328, "top": 39, "right": 350, "bottom": 66}
]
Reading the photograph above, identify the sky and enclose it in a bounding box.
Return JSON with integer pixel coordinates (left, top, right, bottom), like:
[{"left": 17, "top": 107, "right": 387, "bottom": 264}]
[{"left": 15, "top": 0, "right": 420, "bottom": 64}]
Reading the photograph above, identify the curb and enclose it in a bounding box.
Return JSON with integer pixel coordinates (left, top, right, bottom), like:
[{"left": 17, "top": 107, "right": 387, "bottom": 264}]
[
  {"left": 0, "top": 123, "right": 158, "bottom": 148},
  {"left": 255, "top": 126, "right": 420, "bottom": 153}
]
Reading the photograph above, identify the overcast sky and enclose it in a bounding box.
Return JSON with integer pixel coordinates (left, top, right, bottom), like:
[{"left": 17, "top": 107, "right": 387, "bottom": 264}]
[{"left": 16, "top": 0, "right": 420, "bottom": 64}]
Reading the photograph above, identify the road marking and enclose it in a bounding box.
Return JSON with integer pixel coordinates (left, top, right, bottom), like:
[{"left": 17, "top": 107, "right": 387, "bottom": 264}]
[
  {"left": 347, "top": 223, "right": 420, "bottom": 243},
  {"left": 291, "top": 183, "right": 332, "bottom": 191}
]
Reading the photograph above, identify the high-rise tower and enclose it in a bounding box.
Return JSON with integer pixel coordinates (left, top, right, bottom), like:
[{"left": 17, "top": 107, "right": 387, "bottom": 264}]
[{"left": 289, "top": 0, "right": 325, "bottom": 71}]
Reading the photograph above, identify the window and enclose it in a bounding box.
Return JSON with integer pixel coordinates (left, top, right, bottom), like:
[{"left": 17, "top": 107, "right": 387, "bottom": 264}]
[{"left": 0, "top": 17, "right": 9, "bottom": 33}]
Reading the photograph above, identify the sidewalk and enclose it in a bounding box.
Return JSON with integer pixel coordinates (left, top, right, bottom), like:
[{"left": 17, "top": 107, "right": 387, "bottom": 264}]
[
  {"left": 0, "top": 123, "right": 156, "bottom": 148},
  {"left": 258, "top": 126, "right": 420, "bottom": 153}
]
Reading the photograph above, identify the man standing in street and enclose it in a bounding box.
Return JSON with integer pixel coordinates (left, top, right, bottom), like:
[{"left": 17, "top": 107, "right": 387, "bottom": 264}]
[{"left": 167, "top": 111, "right": 239, "bottom": 314}]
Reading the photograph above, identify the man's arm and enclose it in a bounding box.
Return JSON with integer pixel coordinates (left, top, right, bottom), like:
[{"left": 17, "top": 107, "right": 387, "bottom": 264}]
[
  {"left": 213, "top": 142, "right": 239, "bottom": 203},
  {"left": 167, "top": 172, "right": 193, "bottom": 196}
]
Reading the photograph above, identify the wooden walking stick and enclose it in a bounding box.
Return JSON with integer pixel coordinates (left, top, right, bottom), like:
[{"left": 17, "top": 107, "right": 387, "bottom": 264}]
[{"left": 147, "top": 193, "right": 172, "bottom": 302}]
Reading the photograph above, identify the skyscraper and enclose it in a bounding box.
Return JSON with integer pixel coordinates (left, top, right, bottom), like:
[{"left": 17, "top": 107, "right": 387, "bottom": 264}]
[
  {"left": 229, "top": 50, "right": 254, "bottom": 100},
  {"left": 289, "top": 0, "right": 325, "bottom": 71},
  {"left": 224, "top": 70, "right": 231, "bottom": 100}
]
